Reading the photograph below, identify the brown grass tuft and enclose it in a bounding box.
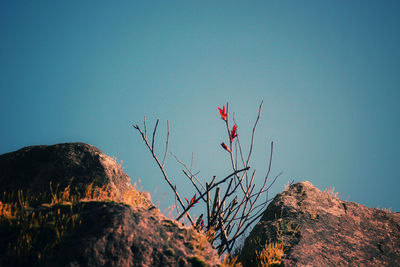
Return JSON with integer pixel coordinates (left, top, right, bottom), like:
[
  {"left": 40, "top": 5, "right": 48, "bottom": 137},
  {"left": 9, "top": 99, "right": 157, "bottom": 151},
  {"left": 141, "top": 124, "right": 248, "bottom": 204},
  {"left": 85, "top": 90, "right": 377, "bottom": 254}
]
[
  {"left": 0, "top": 201, "right": 16, "bottom": 219},
  {"left": 323, "top": 187, "right": 339, "bottom": 198},
  {"left": 220, "top": 253, "right": 242, "bottom": 267},
  {"left": 255, "top": 242, "right": 284, "bottom": 266},
  {"left": 0, "top": 179, "right": 152, "bottom": 265}
]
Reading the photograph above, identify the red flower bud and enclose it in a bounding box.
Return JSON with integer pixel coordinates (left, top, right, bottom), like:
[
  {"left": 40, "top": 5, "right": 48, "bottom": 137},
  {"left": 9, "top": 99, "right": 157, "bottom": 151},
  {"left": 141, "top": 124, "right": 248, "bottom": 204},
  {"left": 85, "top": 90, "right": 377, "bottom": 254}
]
[
  {"left": 218, "top": 105, "right": 227, "bottom": 121},
  {"left": 230, "top": 125, "right": 238, "bottom": 143},
  {"left": 221, "top": 142, "right": 231, "bottom": 152}
]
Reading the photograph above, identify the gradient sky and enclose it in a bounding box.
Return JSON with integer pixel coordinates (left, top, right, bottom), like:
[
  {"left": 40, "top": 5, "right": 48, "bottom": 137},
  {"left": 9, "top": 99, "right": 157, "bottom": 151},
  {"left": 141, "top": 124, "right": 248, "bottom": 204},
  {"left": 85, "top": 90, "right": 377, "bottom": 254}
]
[{"left": 1, "top": 1, "right": 399, "bottom": 213}]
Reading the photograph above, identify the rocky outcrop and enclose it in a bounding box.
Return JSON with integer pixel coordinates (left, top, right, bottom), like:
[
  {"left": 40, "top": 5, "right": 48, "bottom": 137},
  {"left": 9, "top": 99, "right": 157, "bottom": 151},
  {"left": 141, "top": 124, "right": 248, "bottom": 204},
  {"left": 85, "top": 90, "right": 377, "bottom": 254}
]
[
  {"left": 240, "top": 181, "right": 400, "bottom": 266},
  {"left": 0, "top": 143, "right": 220, "bottom": 267},
  {"left": 1, "top": 201, "right": 220, "bottom": 267},
  {"left": 4, "top": 143, "right": 398, "bottom": 266},
  {"left": 0, "top": 143, "right": 133, "bottom": 202}
]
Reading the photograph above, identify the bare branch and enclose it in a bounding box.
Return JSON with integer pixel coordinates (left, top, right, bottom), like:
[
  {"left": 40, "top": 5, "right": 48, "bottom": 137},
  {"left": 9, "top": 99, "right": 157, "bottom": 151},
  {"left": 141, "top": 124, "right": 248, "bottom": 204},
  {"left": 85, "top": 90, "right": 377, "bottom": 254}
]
[
  {"left": 174, "top": 185, "right": 180, "bottom": 214},
  {"left": 210, "top": 187, "right": 221, "bottom": 226},
  {"left": 206, "top": 182, "right": 211, "bottom": 227},
  {"left": 211, "top": 167, "right": 249, "bottom": 190},
  {"left": 176, "top": 167, "right": 249, "bottom": 221},
  {"left": 151, "top": 119, "right": 159, "bottom": 151},
  {"left": 234, "top": 134, "right": 249, "bottom": 186},
  {"left": 230, "top": 207, "right": 266, "bottom": 245},
  {"left": 133, "top": 122, "right": 194, "bottom": 225},
  {"left": 246, "top": 100, "right": 263, "bottom": 167},
  {"left": 172, "top": 152, "right": 205, "bottom": 191},
  {"left": 250, "top": 171, "right": 283, "bottom": 198},
  {"left": 248, "top": 142, "right": 274, "bottom": 200},
  {"left": 144, "top": 116, "right": 147, "bottom": 138},
  {"left": 161, "top": 120, "right": 170, "bottom": 168},
  {"left": 232, "top": 142, "right": 276, "bottom": 236},
  {"left": 232, "top": 114, "right": 247, "bottom": 174},
  {"left": 182, "top": 169, "right": 206, "bottom": 202},
  {"left": 134, "top": 101, "right": 281, "bottom": 255},
  {"left": 213, "top": 178, "right": 234, "bottom": 223}
]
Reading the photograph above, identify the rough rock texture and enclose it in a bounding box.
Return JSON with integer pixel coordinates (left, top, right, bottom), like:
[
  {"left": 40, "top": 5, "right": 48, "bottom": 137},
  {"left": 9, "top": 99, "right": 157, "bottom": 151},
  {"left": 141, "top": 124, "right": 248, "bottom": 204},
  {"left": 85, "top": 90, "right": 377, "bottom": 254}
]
[
  {"left": 0, "top": 143, "right": 220, "bottom": 267},
  {"left": 1, "top": 201, "right": 220, "bottom": 267},
  {"left": 0, "top": 143, "right": 132, "bottom": 200},
  {"left": 240, "top": 181, "right": 400, "bottom": 266}
]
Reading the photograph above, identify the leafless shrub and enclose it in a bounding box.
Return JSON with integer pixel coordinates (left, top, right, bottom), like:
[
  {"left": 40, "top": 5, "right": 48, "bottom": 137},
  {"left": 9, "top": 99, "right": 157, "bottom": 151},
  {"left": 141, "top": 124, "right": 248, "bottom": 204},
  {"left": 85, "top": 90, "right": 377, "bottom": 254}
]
[{"left": 133, "top": 101, "right": 281, "bottom": 255}]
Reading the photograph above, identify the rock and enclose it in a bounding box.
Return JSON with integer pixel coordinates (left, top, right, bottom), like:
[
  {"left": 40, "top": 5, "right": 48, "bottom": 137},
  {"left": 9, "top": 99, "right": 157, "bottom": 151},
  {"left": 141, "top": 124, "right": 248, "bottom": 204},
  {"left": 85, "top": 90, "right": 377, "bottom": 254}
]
[
  {"left": 239, "top": 181, "right": 400, "bottom": 266},
  {"left": 1, "top": 201, "right": 220, "bottom": 267},
  {"left": 0, "top": 143, "right": 220, "bottom": 267},
  {"left": 0, "top": 143, "right": 133, "bottom": 201}
]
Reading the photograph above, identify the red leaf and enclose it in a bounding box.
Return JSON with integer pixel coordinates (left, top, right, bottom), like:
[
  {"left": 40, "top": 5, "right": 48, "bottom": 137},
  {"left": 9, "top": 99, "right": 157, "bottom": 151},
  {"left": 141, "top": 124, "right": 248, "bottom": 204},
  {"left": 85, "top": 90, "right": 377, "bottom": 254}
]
[
  {"left": 218, "top": 105, "right": 227, "bottom": 121},
  {"left": 191, "top": 194, "right": 197, "bottom": 206},
  {"left": 230, "top": 124, "right": 238, "bottom": 143},
  {"left": 186, "top": 194, "right": 197, "bottom": 207},
  {"left": 221, "top": 142, "right": 231, "bottom": 152}
]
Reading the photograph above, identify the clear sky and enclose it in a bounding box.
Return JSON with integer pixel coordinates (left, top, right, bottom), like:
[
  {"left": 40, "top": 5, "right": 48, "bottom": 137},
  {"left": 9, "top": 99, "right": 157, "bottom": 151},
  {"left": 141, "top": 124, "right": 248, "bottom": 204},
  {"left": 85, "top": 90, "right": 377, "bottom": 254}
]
[{"left": 1, "top": 1, "right": 399, "bottom": 212}]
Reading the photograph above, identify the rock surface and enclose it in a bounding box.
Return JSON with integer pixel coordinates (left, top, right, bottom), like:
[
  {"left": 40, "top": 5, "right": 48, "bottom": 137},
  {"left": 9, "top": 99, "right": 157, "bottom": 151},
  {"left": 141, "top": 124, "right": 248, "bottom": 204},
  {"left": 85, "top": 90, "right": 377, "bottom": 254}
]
[
  {"left": 0, "top": 143, "right": 220, "bottom": 267},
  {"left": 0, "top": 143, "right": 132, "bottom": 201},
  {"left": 4, "top": 143, "right": 399, "bottom": 266},
  {"left": 240, "top": 181, "right": 400, "bottom": 266}
]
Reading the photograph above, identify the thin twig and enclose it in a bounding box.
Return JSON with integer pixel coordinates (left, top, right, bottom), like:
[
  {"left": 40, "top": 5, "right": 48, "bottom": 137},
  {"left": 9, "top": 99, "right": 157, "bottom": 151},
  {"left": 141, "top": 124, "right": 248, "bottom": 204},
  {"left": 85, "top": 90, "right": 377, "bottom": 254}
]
[
  {"left": 144, "top": 116, "right": 147, "bottom": 138},
  {"left": 250, "top": 171, "right": 283, "bottom": 198},
  {"left": 233, "top": 114, "right": 249, "bottom": 185},
  {"left": 246, "top": 100, "right": 263, "bottom": 168},
  {"left": 162, "top": 120, "right": 169, "bottom": 168},
  {"left": 182, "top": 169, "right": 207, "bottom": 202},
  {"left": 134, "top": 101, "right": 281, "bottom": 255},
  {"left": 237, "top": 142, "right": 275, "bottom": 230},
  {"left": 176, "top": 167, "right": 249, "bottom": 221},
  {"left": 172, "top": 152, "right": 205, "bottom": 191},
  {"left": 151, "top": 119, "right": 159, "bottom": 151},
  {"left": 133, "top": 123, "right": 194, "bottom": 225}
]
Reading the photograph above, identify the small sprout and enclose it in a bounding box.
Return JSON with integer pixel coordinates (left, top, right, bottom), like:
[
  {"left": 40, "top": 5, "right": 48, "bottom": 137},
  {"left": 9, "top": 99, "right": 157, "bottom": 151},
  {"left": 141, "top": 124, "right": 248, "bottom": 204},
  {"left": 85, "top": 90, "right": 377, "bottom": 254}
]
[
  {"left": 221, "top": 142, "right": 231, "bottom": 152},
  {"left": 185, "top": 194, "right": 198, "bottom": 207},
  {"left": 218, "top": 105, "right": 228, "bottom": 121},
  {"left": 230, "top": 125, "right": 238, "bottom": 143}
]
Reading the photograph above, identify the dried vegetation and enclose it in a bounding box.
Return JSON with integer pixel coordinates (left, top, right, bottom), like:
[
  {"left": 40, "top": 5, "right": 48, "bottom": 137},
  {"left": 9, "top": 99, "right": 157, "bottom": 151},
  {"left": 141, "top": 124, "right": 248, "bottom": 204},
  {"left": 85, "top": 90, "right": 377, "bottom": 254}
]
[{"left": 0, "top": 181, "right": 149, "bottom": 265}]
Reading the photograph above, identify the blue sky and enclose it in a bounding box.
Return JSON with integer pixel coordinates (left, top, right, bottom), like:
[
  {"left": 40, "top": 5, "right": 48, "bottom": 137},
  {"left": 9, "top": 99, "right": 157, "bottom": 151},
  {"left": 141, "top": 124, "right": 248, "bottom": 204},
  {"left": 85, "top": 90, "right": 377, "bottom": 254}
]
[{"left": 1, "top": 1, "right": 399, "bottom": 212}]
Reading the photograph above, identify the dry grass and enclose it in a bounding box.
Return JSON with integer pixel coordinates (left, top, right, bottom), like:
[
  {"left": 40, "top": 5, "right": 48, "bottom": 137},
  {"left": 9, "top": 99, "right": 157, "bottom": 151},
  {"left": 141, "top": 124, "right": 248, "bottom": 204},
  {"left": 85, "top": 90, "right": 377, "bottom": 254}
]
[
  {"left": 220, "top": 253, "right": 242, "bottom": 267},
  {"left": 255, "top": 242, "right": 284, "bottom": 266},
  {"left": 257, "top": 218, "right": 299, "bottom": 266},
  {"left": 243, "top": 236, "right": 285, "bottom": 267},
  {"left": 1, "top": 180, "right": 236, "bottom": 266},
  {"left": 0, "top": 201, "right": 81, "bottom": 264},
  {"left": 162, "top": 205, "right": 177, "bottom": 219},
  {"left": 240, "top": 215, "right": 300, "bottom": 267},
  {"left": 283, "top": 181, "right": 293, "bottom": 191},
  {"left": 47, "top": 180, "right": 152, "bottom": 209},
  {"left": 0, "top": 180, "right": 152, "bottom": 265},
  {"left": 377, "top": 206, "right": 392, "bottom": 213},
  {"left": 0, "top": 200, "right": 16, "bottom": 219},
  {"left": 49, "top": 182, "right": 77, "bottom": 205},
  {"left": 323, "top": 187, "right": 339, "bottom": 198},
  {"left": 184, "top": 227, "right": 218, "bottom": 267},
  {"left": 206, "top": 226, "right": 216, "bottom": 244}
]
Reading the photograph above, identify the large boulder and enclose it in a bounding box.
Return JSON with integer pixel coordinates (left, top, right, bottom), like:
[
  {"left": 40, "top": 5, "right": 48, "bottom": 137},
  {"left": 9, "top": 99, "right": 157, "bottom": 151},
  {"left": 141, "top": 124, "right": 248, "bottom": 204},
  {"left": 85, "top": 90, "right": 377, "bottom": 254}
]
[
  {"left": 0, "top": 143, "right": 220, "bottom": 267},
  {"left": 0, "top": 143, "right": 133, "bottom": 201},
  {"left": 239, "top": 181, "right": 400, "bottom": 266}
]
